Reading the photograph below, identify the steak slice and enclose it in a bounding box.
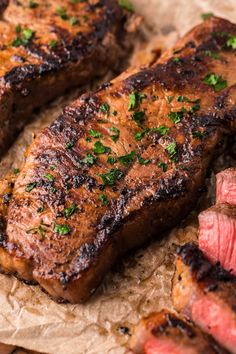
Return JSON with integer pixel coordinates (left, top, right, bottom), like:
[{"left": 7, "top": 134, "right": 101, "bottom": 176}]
[
  {"left": 1, "top": 16, "right": 236, "bottom": 303},
  {"left": 172, "top": 243, "right": 236, "bottom": 354},
  {"left": 127, "top": 309, "right": 228, "bottom": 354},
  {"left": 0, "top": 0, "right": 132, "bottom": 156},
  {"left": 199, "top": 203, "right": 236, "bottom": 275},
  {"left": 216, "top": 168, "right": 236, "bottom": 204}
]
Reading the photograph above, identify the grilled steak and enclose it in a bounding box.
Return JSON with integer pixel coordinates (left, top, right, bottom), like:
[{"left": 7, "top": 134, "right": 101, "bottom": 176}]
[
  {"left": 199, "top": 203, "right": 236, "bottom": 275},
  {"left": 0, "top": 0, "right": 132, "bottom": 156},
  {"left": 216, "top": 168, "right": 236, "bottom": 204},
  {"left": 127, "top": 309, "right": 228, "bottom": 354},
  {"left": 1, "top": 16, "right": 236, "bottom": 303},
  {"left": 172, "top": 243, "right": 236, "bottom": 354}
]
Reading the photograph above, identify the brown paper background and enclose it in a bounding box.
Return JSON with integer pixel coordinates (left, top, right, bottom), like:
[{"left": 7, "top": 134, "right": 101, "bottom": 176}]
[{"left": 0, "top": 1, "right": 236, "bottom": 353}]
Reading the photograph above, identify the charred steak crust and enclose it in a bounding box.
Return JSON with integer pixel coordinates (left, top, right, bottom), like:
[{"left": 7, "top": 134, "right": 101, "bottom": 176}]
[
  {"left": 1, "top": 16, "right": 236, "bottom": 303},
  {"left": 0, "top": 0, "right": 132, "bottom": 155}
]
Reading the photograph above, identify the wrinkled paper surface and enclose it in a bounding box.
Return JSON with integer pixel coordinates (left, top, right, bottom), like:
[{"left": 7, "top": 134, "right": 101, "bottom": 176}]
[{"left": 0, "top": 1, "right": 236, "bottom": 353}]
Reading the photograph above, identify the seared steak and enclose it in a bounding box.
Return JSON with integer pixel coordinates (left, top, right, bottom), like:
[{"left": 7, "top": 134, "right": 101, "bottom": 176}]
[
  {"left": 127, "top": 309, "right": 228, "bottom": 354},
  {"left": 1, "top": 16, "right": 236, "bottom": 303},
  {"left": 216, "top": 168, "right": 236, "bottom": 204},
  {"left": 0, "top": 0, "right": 132, "bottom": 156},
  {"left": 199, "top": 203, "right": 236, "bottom": 275},
  {"left": 172, "top": 243, "right": 236, "bottom": 354}
]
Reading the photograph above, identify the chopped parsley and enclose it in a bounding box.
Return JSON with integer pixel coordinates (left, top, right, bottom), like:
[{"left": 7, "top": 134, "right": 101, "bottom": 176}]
[
  {"left": 49, "top": 39, "right": 58, "bottom": 48},
  {"left": 192, "top": 131, "right": 205, "bottom": 140},
  {"left": 189, "top": 103, "right": 201, "bottom": 113},
  {"left": 15, "top": 24, "right": 21, "bottom": 33},
  {"left": 99, "top": 194, "right": 109, "bottom": 206},
  {"left": 44, "top": 173, "right": 54, "bottom": 182},
  {"left": 56, "top": 7, "right": 68, "bottom": 20},
  {"left": 99, "top": 168, "right": 123, "bottom": 186},
  {"left": 26, "top": 222, "right": 49, "bottom": 239},
  {"left": 166, "top": 141, "right": 177, "bottom": 161},
  {"left": 53, "top": 222, "right": 71, "bottom": 235},
  {"left": 65, "top": 141, "right": 74, "bottom": 150},
  {"left": 81, "top": 153, "right": 97, "bottom": 166},
  {"left": 29, "top": 0, "right": 38, "bottom": 8},
  {"left": 128, "top": 92, "right": 146, "bottom": 111},
  {"left": 93, "top": 141, "right": 111, "bottom": 154},
  {"left": 226, "top": 35, "right": 236, "bottom": 49},
  {"left": 152, "top": 125, "right": 169, "bottom": 136},
  {"left": 204, "top": 50, "right": 220, "bottom": 59},
  {"left": 166, "top": 95, "right": 174, "bottom": 103},
  {"left": 132, "top": 111, "right": 145, "bottom": 126},
  {"left": 201, "top": 12, "right": 214, "bottom": 21},
  {"left": 112, "top": 110, "right": 118, "bottom": 116},
  {"left": 64, "top": 203, "right": 78, "bottom": 218},
  {"left": 118, "top": 0, "right": 134, "bottom": 12},
  {"left": 37, "top": 206, "right": 45, "bottom": 213},
  {"left": 107, "top": 156, "right": 117, "bottom": 165},
  {"left": 25, "top": 181, "right": 37, "bottom": 192},
  {"left": 158, "top": 160, "right": 167, "bottom": 172},
  {"left": 176, "top": 96, "right": 200, "bottom": 103},
  {"left": 110, "top": 127, "right": 120, "bottom": 142},
  {"left": 69, "top": 16, "right": 79, "bottom": 26},
  {"left": 100, "top": 103, "right": 110, "bottom": 116},
  {"left": 203, "top": 73, "right": 227, "bottom": 92},
  {"left": 168, "top": 108, "right": 186, "bottom": 124},
  {"left": 119, "top": 150, "right": 136, "bottom": 166},
  {"left": 13, "top": 168, "right": 20, "bottom": 175},
  {"left": 137, "top": 155, "right": 151, "bottom": 165},
  {"left": 12, "top": 27, "right": 35, "bottom": 47},
  {"left": 172, "top": 57, "right": 181, "bottom": 63},
  {"left": 89, "top": 129, "right": 102, "bottom": 138},
  {"left": 134, "top": 129, "right": 149, "bottom": 141}
]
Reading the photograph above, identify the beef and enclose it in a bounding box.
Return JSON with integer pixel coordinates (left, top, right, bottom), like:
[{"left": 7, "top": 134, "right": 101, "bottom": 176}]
[
  {"left": 127, "top": 309, "right": 228, "bottom": 354},
  {"left": 216, "top": 168, "right": 236, "bottom": 204},
  {"left": 199, "top": 203, "right": 236, "bottom": 275},
  {"left": 0, "top": 0, "right": 132, "bottom": 156},
  {"left": 172, "top": 243, "right": 236, "bottom": 354},
  {"left": 1, "top": 16, "right": 236, "bottom": 303}
]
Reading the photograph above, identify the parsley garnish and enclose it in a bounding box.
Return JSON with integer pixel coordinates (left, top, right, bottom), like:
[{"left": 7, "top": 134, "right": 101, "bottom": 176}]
[
  {"left": 25, "top": 182, "right": 37, "bottom": 192},
  {"left": 49, "top": 39, "right": 58, "bottom": 48},
  {"left": 99, "top": 194, "right": 109, "bottom": 206},
  {"left": 12, "top": 27, "right": 35, "bottom": 47},
  {"left": 176, "top": 96, "right": 200, "bottom": 103},
  {"left": 128, "top": 92, "right": 146, "bottom": 111},
  {"left": 29, "top": 0, "right": 38, "bottom": 8},
  {"left": 118, "top": 0, "right": 134, "bottom": 12},
  {"left": 172, "top": 57, "right": 181, "bottom": 63},
  {"left": 192, "top": 131, "right": 204, "bottom": 140},
  {"left": 107, "top": 156, "right": 117, "bottom": 165},
  {"left": 100, "top": 103, "right": 110, "bottom": 116},
  {"left": 89, "top": 129, "right": 102, "bottom": 138},
  {"left": 99, "top": 168, "right": 123, "bottom": 186},
  {"left": 65, "top": 141, "right": 74, "bottom": 150},
  {"left": 166, "top": 141, "right": 177, "bottom": 160},
  {"left": 93, "top": 141, "right": 111, "bottom": 154},
  {"left": 168, "top": 108, "right": 186, "bottom": 124},
  {"left": 110, "top": 127, "right": 120, "bottom": 142},
  {"left": 69, "top": 16, "right": 79, "bottom": 26},
  {"left": 203, "top": 73, "right": 227, "bottom": 92},
  {"left": 44, "top": 173, "right": 54, "bottom": 182},
  {"left": 13, "top": 168, "right": 20, "bottom": 175},
  {"left": 134, "top": 129, "right": 149, "bottom": 141},
  {"left": 132, "top": 111, "right": 145, "bottom": 126},
  {"left": 15, "top": 24, "right": 21, "bottom": 33},
  {"left": 26, "top": 222, "right": 49, "bottom": 239},
  {"left": 119, "top": 150, "right": 136, "bottom": 166},
  {"left": 64, "top": 203, "right": 78, "bottom": 218},
  {"left": 53, "top": 222, "right": 71, "bottom": 235},
  {"left": 56, "top": 7, "right": 68, "bottom": 20},
  {"left": 226, "top": 35, "right": 236, "bottom": 49},
  {"left": 37, "top": 206, "right": 45, "bottom": 213},
  {"left": 204, "top": 50, "right": 220, "bottom": 59},
  {"left": 81, "top": 153, "right": 97, "bottom": 166},
  {"left": 158, "top": 160, "right": 167, "bottom": 172},
  {"left": 152, "top": 125, "right": 169, "bottom": 136},
  {"left": 166, "top": 96, "right": 174, "bottom": 103},
  {"left": 137, "top": 155, "right": 151, "bottom": 165},
  {"left": 201, "top": 12, "right": 214, "bottom": 21}
]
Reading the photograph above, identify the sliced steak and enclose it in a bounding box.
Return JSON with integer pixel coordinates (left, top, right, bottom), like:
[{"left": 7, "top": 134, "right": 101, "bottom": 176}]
[
  {"left": 1, "top": 16, "right": 236, "bottom": 303},
  {"left": 172, "top": 243, "right": 236, "bottom": 354},
  {"left": 127, "top": 309, "right": 228, "bottom": 354},
  {"left": 216, "top": 168, "right": 236, "bottom": 204},
  {"left": 0, "top": 0, "right": 133, "bottom": 156},
  {"left": 199, "top": 203, "right": 236, "bottom": 275}
]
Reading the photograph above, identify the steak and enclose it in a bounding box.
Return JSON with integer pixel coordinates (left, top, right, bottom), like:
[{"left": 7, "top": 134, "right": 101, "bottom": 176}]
[
  {"left": 0, "top": 0, "right": 133, "bottom": 156},
  {"left": 199, "top": 203, "right": 236, "bottom": 275},
  {"left": 1, "top": 16, "right": 236, "bottom": 303},
  {"left": 216, "top": 168, "right": 236, "bottom": 204},
  {"left": 172, "top": 243, "right": 236, "bottom": 354},
  {"left": 127, "top": 309, "right": 228, "bottom": 354}
]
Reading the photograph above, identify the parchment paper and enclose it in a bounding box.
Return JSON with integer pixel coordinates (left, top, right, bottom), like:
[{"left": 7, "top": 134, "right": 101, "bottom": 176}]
[{"left": 0, "top": 1, "right": 236, "bottom": 353}]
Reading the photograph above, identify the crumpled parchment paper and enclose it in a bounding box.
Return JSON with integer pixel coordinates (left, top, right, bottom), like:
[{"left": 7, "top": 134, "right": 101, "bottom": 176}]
[{"left": 0, "top": 1, "right": 236, "bottom": 353}]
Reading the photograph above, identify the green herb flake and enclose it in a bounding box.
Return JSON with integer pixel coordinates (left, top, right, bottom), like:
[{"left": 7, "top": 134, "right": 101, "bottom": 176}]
[
  {"left": 56, "top": 7, "right": 68, "bottom": 20},
  {"left": 29, "top": 0, "right": 38, "bottom": 8},
  {"left": 152, "top": 125, "right": 169, "bottom": 136},
  {"left": 226, "top": 35, "right": 236, "bottom": 49},
  {"left": 81, "top": 153, "right": 97, "bottom": 166},
  {"left": 89, "top": 129, "right": 102, "bottom": 138},
  {"left": 23, "top": 28, "right": 34, "bottom": 41},
  {"left": 110, "top": 127, "right": 120, "bottom": 142},
  {"left": 99, "top": 194, "right": 109, "bottom": 206},
  {"left": 118, "top": 0, "right": 134, "bottom": 12},
  {"left": 204, "top": 50, "right": 220, "bottom": 59},
  {"left": 49, "top": 39, "right": 58, "bottom": 48},
  {"left": 166, "top": 141, "right": 177, "bottom": 161},
  {"left": 25, "top": 182, "right": 37, "bottom": 192},
  {"left": 118, "top": 150, "right": 136, "bottom": 166},
  {"left": 15, "top": 24, "right": 21, "bottom": 33},
  {"left": 64, "top": 203, "right": 78, "bottom": 218},
  {"left": 189, "top": 103, "right": 201, "bottom": 114},
  {"left": 107, "top": 156, "right": 117, "bottom": 165},
  {"left": 65, "top": 141, "right": 74, "bottom": 150},
  {"left": 132, "top": 111, "right": 145, "bottom": 126},
  {"left": 93, "top": 141, "right": 111, "bottom": 154},
  {"left": 137, "top": 155, "right": 151, "bottom": 165},
  {"left": 152, "top": 95, "right": 158, "bottom": 101},
  {"left": 203, "top": 73, "right": 227, "bottom": 92},
  {"left": 201, "top": 12, "right": 214, "bottom": 21},
  {"left": 44, "top": 173, "right": 54, "bottom": 182},
  {"left": 168, "top": 108, "right": 186, "bottom": 124},
  {"left": 26, "top": 222, "right": 49, "bottom": 240},
  {"left": 166, "top": 95, "right": 174, "bottom": 103},
  {"left": 134, "top": 129, "right": 149, "bottom": 141},
  {"left": 112, "top": 110, "right": 118, "bottom": 116},
  {"left": 172, "top": 57, "right": 181, "bottom": 63},
  {"left": 158, "top": 160, "right": 167, "bottom": 172},
  {"left": 192, "top": 131, "right": 205, "bottom": 140},
  {"left": 128, "top": 92, "right": 146, "bottom": 111},
  {"left": 100, "top": 103, "right": 110, "bottom": 116},
  {"left": 13, "top": 168, "right": 20, "bottom": 175},
  {"left": 99, "top": 168, "right": 123, "bottom": 186},
  {"left": 53, "top": 222, "right": 71, "bottom": 235},
  {"left": 37, "top": 206, "right": 45, "bottom": 213},
  {"left": 69, "top": 16, "right": 79, "bottom": 26}
]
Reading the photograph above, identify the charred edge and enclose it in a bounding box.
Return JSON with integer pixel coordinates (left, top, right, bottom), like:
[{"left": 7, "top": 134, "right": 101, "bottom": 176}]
[
  {"left": 177, "top": 243, "right": 236, "bottom": 283},
  {"left": 0, "top": 215, "right": 7, "bottom": 247}
]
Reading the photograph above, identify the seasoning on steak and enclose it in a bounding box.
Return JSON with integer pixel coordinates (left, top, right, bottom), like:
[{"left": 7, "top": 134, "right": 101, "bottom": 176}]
[
  {"left": 127, "top": 309, "right": 228, "bottom": 354},
  {"left": 172, "top": 243, "right": 236, "bottom": 354},
  {"left": 1, "top": 16, "right": 236, "bottom": 303},
  {"left": 199, "top": 203, "right": 236, "bottom": 275},
  {"left": 0, "top": 0, "right": 134, "bottom": 156},
  {"left": 216, "top": 168, "right": 236, "bottom": 204}
]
